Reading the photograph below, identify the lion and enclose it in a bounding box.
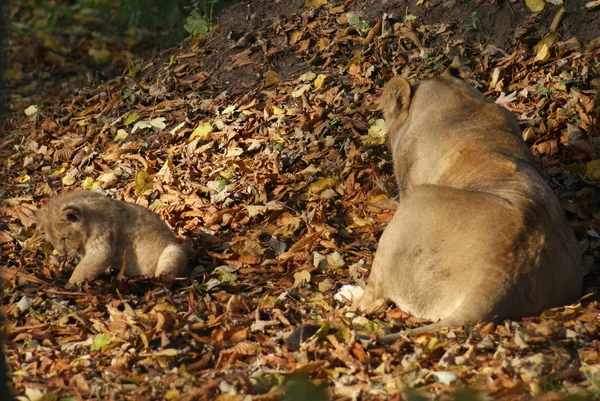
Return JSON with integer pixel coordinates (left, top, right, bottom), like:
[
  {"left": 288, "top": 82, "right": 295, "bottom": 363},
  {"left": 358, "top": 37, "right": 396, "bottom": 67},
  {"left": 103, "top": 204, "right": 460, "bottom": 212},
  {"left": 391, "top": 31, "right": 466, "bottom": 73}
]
[
  {"left": 35, "top": 190, "right": 188, "bottom": 285},
  {"left": 355, "top": 68, "right": 582, "bottom": 341}
]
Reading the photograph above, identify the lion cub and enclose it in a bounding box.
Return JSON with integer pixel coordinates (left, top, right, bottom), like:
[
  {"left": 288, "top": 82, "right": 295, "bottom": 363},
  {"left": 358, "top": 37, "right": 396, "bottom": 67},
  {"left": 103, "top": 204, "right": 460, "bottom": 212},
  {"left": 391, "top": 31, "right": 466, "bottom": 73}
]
[
  {"left": 356, "top": 71, "right": 582, "bottom": 338},
  {"left": 36, "top": 190, "right": 187, "bottom": 285}
]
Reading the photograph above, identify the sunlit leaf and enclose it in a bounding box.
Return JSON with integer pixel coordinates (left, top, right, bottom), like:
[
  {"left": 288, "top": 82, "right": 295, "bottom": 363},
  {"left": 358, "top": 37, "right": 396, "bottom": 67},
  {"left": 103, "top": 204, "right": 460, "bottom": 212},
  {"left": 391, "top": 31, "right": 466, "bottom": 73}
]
[
  {"left": 124, "top": 112, "right": 140, "bottom": 126},
  {"left": 222, "top": 105, "right": 236, "bottom": 114},
  {"left": 149, "top": 117, "right": 166, "bottom": 130},
  {"left": 534, "top": 33, "right": 558, "bottom": 64},
  {"left": 91, "top": 333, "right": 111, "bottom": 351},
  {"left": 190, "top": 122, "right": 214, "bottom": 141},
  {"left": 585, "top": 0, "right": 600, "bottom": 9},
  {"left": 299, "top": 71, "right": 316, "bottom": 81},
  {"left": 62, "top": 173, "right": 76, "bottom": 186},
  {"left": 264, "top": 70, "right": 281, "bottom": 87},
  {"left": 82, "top": 177, "right": 95, "bottom": 190},
  {"left": 24, "top": 105, "right": 38, "bottom": 116},
  {"left": 293, "top": 270, "right": 311, "bottom": 288},
  {"left": 114, "top": 129, "right": 128, "bottom": 141},
  {"left": 272, "top": 105, "right": 285, "bottom": 115},
  {"left": 525, "top": 0, "right": 545, "bottom": 12},
  {"left": 364, "top": 118, "right": 388, "bottom": 145},
  {"left": 135, "top": 170, "right": 153, "bottom": 196},
  {"left": 292, "top": 84, "right": 311, "bottom": 98},
  {"left": 305, "top": 0, "right": 327, "bottom": 8},
  {"left": 313, "top": 74, "right": 327, "bottom": 91}
]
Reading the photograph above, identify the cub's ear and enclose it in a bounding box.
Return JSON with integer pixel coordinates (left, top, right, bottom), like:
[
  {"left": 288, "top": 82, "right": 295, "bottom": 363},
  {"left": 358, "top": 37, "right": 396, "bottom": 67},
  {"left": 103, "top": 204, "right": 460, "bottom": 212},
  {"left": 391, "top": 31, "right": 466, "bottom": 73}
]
[
  {"left": 60, "top": 205, "right": 81, "bottom": 223},
  {"left": 379, "top": 76, "right": 412, "bottom": 127}
]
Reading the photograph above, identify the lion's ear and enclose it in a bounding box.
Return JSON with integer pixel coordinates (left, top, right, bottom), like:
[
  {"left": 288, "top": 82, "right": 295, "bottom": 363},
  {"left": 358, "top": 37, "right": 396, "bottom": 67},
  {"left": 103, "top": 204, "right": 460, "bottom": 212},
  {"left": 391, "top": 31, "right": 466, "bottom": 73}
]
[
  {"left": 443, "top": 56, "right": 464, "bottom": 78},
  {"left": 379, "top": 76, "right": 412, "bottom": 127},
  {"left": 60, "top": 205, "right": 81, "bottom": 223}
]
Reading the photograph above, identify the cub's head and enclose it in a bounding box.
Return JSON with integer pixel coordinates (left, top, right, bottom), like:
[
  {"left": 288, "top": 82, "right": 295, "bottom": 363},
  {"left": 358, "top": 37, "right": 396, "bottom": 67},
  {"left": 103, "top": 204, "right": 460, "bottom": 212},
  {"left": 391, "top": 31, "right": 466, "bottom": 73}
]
[{"left": 35, "top": 200, "right": 88, "bottom": 256}]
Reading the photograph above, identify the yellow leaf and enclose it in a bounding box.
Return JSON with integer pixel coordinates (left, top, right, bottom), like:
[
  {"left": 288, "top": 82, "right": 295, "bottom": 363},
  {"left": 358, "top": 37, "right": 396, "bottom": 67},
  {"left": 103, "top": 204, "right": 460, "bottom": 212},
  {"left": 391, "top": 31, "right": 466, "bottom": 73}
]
[
  {"left": 489, "top": 67, "right": 502, "bottom": 89},
  {"left": 526, "top": 0, "right": 545, "bottom": 12},
  {"left": 534, "top": 33, "right": 558, "bottom": 64},
  {"left": 330, "top": 5, "right": 345, "bottom": 13},
  {"left": 62, "top": 173, "right": 76, "bottom": 186},
  {"left": 135, "top": 170, "right": 153, "bottom": 196},
  {"left": 15, "top": 174, "right": 30, "bottom": 183},
  {"left": 313, "top": 74, "right": 327, "bottom": 91},
  {"left": 264, "top": 70, "right": 281, "bottom": 87},
  {"left": 164, "top": 389, "right": 180, "bottom": 401},
  {"left": 82, "top": 177, "right": 95, "bottom": 190},
  {"left": 369, "top": 194, "right": 388, "bottom": 202},
  {"left": 585, "top": 160, "right": 600, "bottom": 181},
  {"left": 3, "top": 69, "right": 21, "bottom": 80},
  {"left": 190, "top": 122, "right": 213, "bottom": 141},
  {"left": 114, "top": 129, "right": 128, "bottom": 141},
  {"left": 90, "top": 48, "right": 111, "bottom": 64},
  {"left": 305, "top": 0, "right": 327, "bottom": 8},
  {"left": 309, "top": 178, "right": 337, "bottom": 194},
  {"left": 346, "top": 51, "right": 362, "bottom": 70},
  {"left": 272, "top": 106, "right": 285, "bottom": 115}
]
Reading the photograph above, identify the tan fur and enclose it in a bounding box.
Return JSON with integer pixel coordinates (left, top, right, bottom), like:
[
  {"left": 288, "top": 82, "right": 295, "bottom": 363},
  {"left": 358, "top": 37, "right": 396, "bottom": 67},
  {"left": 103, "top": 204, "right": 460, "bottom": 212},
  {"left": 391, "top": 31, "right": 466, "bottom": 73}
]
[
  {"left": 357, "top": 74, "right": 582, "bottom": 338},
  {"left": 35, "top": 190, "right": 187, "bottom": 285}
]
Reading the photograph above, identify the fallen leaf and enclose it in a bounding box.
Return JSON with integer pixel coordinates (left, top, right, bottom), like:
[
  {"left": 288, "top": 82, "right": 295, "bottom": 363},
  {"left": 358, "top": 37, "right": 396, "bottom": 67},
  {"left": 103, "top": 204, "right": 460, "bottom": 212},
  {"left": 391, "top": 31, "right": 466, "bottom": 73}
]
[
  {"left": 305, "top": 0, "right": 327, "bottom": 8},
  {"left": 526, "top": 0, "right": 545, "bottom": 12},
  {"left": 24, "top": 105, "right": 38, "bottom": 116},
  {"left": 534, "top": 33, "right": 558, "bottom": 64},
  {"left": 190, "top": 122, "right": 214, "bottom": 141},
  {"left": 264, "top": 70, "right": 281, "bottom": 87},
  {"left": 293, "top": 270, "right": 311, "bottom": 288}
]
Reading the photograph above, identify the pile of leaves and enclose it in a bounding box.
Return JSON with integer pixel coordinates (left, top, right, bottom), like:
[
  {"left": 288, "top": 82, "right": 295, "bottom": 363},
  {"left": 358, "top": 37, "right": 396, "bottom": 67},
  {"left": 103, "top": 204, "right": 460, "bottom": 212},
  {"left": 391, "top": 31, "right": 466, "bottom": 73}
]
[{"left": 2, "top": 0, "right": 600, "bottom": 400}]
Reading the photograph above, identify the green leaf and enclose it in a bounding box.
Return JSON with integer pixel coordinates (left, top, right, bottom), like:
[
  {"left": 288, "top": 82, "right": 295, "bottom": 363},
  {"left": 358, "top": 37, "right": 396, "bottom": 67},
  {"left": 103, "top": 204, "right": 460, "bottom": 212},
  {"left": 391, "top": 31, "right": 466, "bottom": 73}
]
[
  {"left": 91, "top": 333, "right": 111, "bottom": 351},
  {"left": 124, "top": 112, "right": 140, "bottom": 126},
  {"left": 82, "top": 177, "right": 94, "bottom": 190},
  {"left": 184, "top": 11, "right": 209, "bottom": 36}
]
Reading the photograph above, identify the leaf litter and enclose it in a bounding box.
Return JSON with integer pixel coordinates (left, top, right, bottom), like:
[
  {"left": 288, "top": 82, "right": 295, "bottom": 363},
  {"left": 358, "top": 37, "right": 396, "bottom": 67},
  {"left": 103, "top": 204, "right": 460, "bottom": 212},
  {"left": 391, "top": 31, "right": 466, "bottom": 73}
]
[{"left": 1, "top": 0, "right": 600, "bottom": 400}]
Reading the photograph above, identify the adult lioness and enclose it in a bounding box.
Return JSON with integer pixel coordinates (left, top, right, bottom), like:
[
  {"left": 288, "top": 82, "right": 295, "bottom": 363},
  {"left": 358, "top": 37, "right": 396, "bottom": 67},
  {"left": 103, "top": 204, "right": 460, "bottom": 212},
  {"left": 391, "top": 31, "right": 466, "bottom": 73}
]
[{"left": 356, "top": 69, "right": 582, "bottom": 340}]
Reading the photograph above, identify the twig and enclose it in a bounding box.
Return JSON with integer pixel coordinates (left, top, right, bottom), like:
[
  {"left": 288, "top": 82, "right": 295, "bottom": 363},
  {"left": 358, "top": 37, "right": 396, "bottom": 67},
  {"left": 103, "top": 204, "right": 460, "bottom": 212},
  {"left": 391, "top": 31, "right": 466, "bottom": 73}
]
[{"left": 550, "top": 7, "right": 566, "bottom": 32}]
